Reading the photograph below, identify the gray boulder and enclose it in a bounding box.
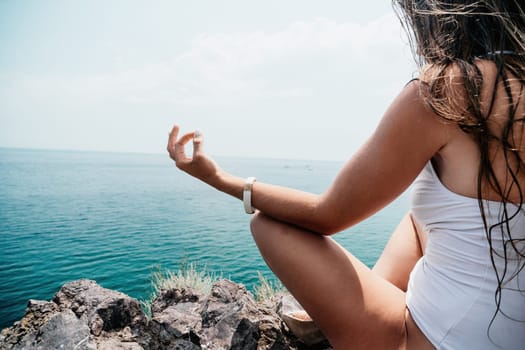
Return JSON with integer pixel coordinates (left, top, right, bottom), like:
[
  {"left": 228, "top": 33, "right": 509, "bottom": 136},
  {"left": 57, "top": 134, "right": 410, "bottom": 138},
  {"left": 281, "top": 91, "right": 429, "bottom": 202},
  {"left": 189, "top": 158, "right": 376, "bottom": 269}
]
[
  {"left": 0, "top": 280, "right": 145, "bottom": 350},
  {"left": 149, "top": 280, "right": 278, "bottom": 349},
  {"left": 147, "top": 279, "right": 331, "bottom": 350}
]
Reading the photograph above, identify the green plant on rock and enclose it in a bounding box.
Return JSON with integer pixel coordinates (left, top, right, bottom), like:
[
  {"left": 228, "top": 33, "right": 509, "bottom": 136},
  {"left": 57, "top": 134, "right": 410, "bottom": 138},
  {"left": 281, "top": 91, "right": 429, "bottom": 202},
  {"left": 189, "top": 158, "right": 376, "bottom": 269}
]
[
  {"left": 141, "top": 262, "right": 218, "bottom": 319},
  {"left": 254, "top": 271, "right": 287, "bottom": 303},
  {"left": 140, "top": 263, "right": 287, "bottom": 319}
]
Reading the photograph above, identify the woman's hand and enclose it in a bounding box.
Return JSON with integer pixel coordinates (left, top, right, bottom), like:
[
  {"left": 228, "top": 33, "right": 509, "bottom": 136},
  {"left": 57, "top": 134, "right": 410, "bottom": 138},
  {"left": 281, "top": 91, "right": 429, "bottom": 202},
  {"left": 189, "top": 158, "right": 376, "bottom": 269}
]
[{"left": 167, "top": 125, "right": 222, "bottom": 185}]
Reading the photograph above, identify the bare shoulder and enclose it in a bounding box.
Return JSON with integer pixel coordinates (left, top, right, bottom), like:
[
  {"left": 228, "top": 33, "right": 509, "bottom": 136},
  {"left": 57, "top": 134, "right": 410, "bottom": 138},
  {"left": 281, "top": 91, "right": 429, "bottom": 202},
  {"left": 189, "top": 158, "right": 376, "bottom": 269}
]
[
  {"left": 318, "top": 80, "right": 459, "bottom": 230},
  {"left": 381, "top": 78, "right": 457, "bottom": 140},
  {"left": 420, "top": 59, "right": 525, "bottom": 199}
]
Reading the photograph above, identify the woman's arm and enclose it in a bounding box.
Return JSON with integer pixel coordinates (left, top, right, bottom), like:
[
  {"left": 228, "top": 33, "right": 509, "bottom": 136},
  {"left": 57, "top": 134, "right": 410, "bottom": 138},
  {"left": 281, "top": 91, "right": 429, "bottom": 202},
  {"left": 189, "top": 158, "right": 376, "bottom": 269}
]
[{"left": 168, "top": 81, "right": 455, "bottom": 235}]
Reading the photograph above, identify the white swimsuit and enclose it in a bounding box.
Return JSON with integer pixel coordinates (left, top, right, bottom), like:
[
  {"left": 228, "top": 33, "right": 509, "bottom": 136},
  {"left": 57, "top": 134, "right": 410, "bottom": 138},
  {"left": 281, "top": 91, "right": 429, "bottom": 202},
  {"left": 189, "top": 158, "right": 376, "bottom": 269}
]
[{"left": 406, "top": 162, "right": 525, "bottom": 349}]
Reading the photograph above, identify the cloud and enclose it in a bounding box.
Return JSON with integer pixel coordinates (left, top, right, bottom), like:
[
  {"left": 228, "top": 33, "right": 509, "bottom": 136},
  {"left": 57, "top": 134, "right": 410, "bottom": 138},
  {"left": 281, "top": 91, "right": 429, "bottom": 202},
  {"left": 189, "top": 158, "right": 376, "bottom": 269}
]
[
  {"left": 171, "top": 13, "right": 406, "bottom": 103},
  {"left": 182, "top": 13, "right": 402, "bottom": 67},
  {"left": 1, "top": 12, "right": 407, "bottom": 108}
]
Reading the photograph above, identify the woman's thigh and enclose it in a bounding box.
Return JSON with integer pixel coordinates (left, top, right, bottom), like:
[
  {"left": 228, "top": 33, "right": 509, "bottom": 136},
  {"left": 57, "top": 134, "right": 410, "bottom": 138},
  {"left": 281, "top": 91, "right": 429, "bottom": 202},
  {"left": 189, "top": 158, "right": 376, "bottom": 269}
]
[
  {"left": 250, "top": 212, "right": 408, "bottom": 350},
  {"left": 373, "top": 212, "right": 425, "bottom": 291}
]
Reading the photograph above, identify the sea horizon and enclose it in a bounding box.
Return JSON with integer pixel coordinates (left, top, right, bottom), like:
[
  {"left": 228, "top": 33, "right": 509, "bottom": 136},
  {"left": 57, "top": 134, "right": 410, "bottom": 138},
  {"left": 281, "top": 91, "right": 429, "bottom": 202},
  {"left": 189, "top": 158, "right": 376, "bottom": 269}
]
[{"left": 0, "top": 146, "right": 350, "bottom": 164}]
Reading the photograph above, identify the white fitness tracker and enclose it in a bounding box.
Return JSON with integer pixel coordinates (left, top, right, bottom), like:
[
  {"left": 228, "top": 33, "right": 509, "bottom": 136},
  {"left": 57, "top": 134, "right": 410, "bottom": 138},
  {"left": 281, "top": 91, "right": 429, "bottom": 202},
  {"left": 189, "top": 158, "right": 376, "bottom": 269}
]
[{"left": 243, "top": 177, "right": 257, "bottom": 214}]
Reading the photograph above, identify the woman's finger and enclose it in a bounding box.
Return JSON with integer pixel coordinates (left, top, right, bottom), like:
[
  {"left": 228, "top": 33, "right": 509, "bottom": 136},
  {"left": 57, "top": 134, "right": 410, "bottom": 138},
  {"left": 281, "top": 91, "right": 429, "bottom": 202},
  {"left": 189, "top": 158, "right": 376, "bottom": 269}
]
[
  {"left": 167, "top": 126, "right": 218, "bottom": 181},
  {"left": 167, "top": 125, "right": 180, "bottom": 155},
  {"left": 193, "top": 130, "right": 203, "bottom": 156},
  {"left": 173, "top": 132, "right": 193, "bottom": 162}
]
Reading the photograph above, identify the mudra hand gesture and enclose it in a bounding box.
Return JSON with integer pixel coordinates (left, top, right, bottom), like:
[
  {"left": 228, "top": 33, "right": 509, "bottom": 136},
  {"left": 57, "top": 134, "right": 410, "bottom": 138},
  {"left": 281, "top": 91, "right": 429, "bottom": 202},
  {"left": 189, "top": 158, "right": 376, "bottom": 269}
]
[{"left": 167, "top": 125, "right": 222, "bottom": 186}]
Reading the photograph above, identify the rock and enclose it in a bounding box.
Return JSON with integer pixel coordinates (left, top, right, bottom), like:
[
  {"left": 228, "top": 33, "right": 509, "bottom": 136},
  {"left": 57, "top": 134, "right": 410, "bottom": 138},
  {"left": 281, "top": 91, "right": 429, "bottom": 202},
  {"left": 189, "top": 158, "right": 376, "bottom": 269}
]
[
  {"left": 1, "top": 279, "right": 332, "bottom": 350},
  {"left": 96, "top": 338, "right": 144, "bottom": 350},
  {"left": 0, "top": 308, "right": 94, "bottom": 350},
  {"left": 0, "top": 280, "right": 146, "bottom": 350},
  {"left": 199, "top": 280, "right": 261, "bottom": 347},
  {"left": 53, "top": 279, "right": 146, "bottom": 336},
  {"left": 148, "top": 280, "right": 266, "bottom": 349},
  {"left": 36, "top": 309, "right": 94, "bottom": 350},
  {"left": 148, "top": 279, "right": 331, "bottom": 350},
  {"left": 279, "top": 295, "right": 326, "bottom": 346},
  {"left": 147, "top": 287, "right": 204, "bottom": 349}
]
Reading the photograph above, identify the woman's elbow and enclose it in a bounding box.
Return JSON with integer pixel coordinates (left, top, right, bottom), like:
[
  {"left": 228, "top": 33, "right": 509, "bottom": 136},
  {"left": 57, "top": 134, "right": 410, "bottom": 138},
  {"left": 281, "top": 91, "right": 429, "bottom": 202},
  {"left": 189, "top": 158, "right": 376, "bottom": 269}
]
[
  {"left": 314, "top": 221, "right": 344, "bottom": 236},
  {"left": 250, "top": 211, "right": 339, "bottom": 237},
  {"left": 312, "top": 197, "right": 351, "bottom": 235},
  {"left": 309, "top": 209, "right": 347, "bottom": 236}
]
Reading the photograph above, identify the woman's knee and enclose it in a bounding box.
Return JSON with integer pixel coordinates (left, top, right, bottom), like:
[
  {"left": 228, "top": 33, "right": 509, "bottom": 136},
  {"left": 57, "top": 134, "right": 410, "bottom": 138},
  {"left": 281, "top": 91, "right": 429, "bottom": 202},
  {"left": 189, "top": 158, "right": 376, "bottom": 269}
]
[
  {"left": 250, "top": 211, "right": 273, "bottom": 242},
  {"left": 250, "top": 212, "right": 289, "bottom": 254}
]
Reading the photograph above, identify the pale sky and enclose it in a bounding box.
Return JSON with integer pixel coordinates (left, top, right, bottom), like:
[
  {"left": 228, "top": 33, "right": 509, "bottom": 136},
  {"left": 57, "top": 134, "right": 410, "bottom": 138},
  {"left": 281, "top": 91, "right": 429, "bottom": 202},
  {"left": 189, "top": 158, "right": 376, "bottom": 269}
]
[{"left": 0, "top": 1, "right": 417, "bottom": 161}]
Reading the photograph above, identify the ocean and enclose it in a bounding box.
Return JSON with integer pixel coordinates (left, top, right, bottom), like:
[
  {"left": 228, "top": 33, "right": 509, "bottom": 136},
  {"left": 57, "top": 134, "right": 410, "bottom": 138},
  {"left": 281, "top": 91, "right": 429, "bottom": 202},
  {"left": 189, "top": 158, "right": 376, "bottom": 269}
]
[{"left": 0, "top": 148, "right": 409, "bottom": 330}]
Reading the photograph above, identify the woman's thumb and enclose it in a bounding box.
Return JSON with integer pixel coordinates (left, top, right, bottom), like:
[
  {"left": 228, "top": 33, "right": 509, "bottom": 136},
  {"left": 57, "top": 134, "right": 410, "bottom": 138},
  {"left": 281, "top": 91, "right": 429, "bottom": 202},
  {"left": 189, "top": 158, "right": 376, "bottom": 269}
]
[{"left": 193, "top": 130, "right": 203, "bottom": 154}]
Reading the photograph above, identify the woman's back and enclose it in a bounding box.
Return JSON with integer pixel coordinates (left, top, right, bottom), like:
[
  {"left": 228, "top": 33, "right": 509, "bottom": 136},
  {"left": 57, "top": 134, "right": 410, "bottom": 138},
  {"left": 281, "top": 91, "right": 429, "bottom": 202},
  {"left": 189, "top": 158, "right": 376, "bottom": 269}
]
[{"left": 431, "top": 60, "right": 525, "bottom": 204}]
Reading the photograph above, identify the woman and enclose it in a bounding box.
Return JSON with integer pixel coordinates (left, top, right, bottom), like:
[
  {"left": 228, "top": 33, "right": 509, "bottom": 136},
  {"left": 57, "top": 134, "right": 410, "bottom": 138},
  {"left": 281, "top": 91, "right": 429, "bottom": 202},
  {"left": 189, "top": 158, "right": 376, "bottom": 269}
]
[{"left": 168, "top": 1, "right": 525, "bottom": 348}]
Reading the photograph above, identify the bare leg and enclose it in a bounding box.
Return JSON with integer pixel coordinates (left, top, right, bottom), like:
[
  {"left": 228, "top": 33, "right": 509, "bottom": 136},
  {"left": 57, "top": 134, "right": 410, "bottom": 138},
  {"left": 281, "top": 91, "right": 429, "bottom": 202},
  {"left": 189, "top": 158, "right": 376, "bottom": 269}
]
[
  {"left": 373, "top": 212, "right": 425, "bottom": 291},
  {"left": 251, "top": 212, "right": 408, "bottom": 350},
  {"left": 368, "top": 212, "right": 433, "bottom": 349}
]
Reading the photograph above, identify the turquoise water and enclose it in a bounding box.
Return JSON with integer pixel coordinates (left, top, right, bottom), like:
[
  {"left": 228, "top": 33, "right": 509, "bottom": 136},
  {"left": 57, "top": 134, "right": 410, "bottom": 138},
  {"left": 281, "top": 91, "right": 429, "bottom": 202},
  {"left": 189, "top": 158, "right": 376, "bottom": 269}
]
[{"left": 0, "top": 148, "right": 409, "bottom": 330}]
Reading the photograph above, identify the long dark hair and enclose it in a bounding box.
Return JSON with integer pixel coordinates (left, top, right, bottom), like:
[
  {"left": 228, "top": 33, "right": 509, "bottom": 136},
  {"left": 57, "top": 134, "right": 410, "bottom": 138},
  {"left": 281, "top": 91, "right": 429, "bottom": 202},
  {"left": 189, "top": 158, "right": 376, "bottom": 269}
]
[{"left": 393, "top": 0, "right": 525, "bottom": 340}]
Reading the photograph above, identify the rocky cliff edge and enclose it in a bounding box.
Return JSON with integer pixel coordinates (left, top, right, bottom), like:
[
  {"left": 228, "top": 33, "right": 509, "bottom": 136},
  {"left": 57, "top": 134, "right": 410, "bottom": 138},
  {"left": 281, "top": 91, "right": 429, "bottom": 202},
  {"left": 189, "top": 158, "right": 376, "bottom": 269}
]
[{"left": 0, "top": 279, "right": 332, "bottom": 350}]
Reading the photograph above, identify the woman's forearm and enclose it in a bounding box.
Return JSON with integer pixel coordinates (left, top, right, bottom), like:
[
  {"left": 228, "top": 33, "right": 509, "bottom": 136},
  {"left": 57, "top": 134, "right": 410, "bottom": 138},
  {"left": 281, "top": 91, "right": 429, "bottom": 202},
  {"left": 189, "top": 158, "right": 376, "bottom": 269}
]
[
  {"left": 209, "top": 172, "right": 327, "bottom": 234},
  {"left": 210, "top": 170, "right": 329, "bottom": 234}
]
